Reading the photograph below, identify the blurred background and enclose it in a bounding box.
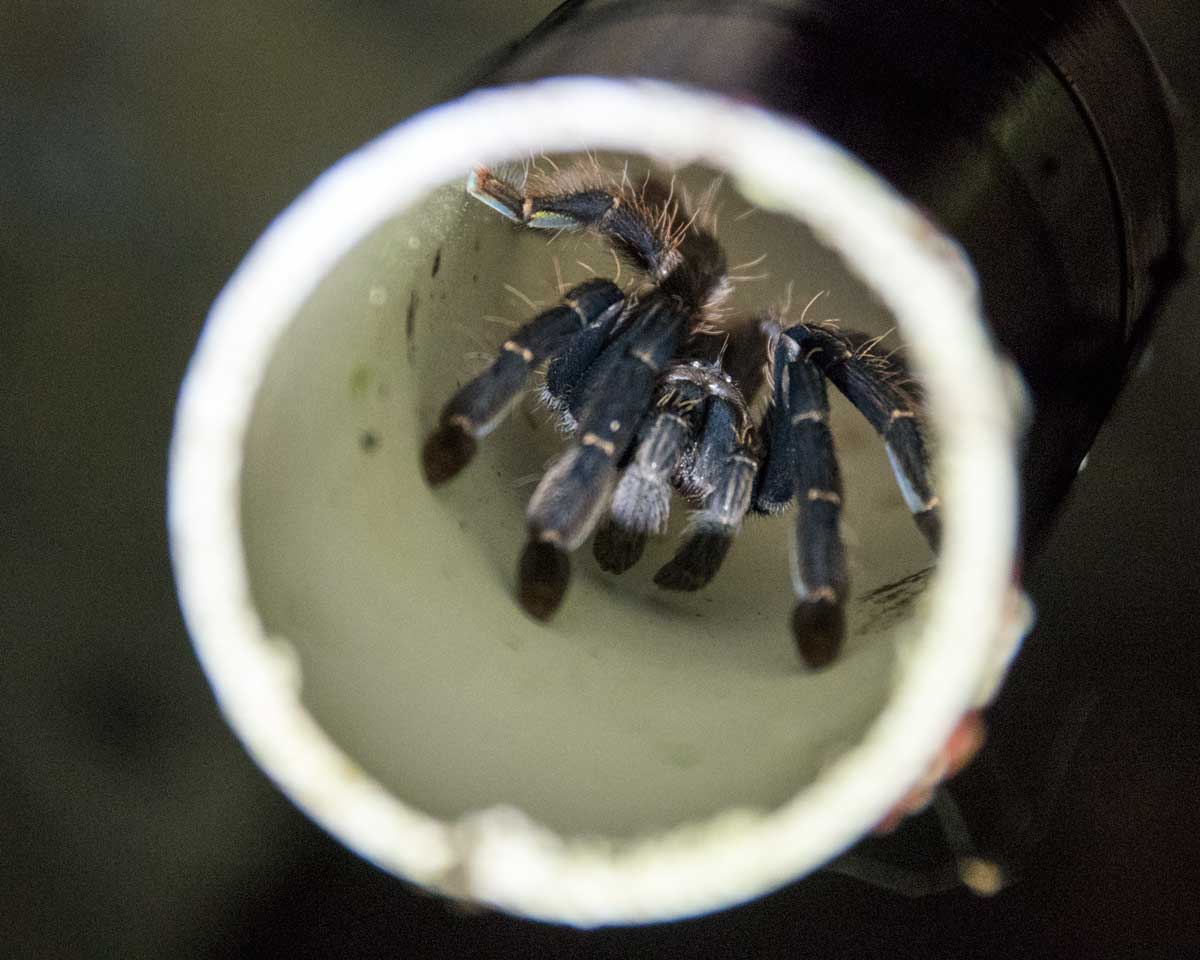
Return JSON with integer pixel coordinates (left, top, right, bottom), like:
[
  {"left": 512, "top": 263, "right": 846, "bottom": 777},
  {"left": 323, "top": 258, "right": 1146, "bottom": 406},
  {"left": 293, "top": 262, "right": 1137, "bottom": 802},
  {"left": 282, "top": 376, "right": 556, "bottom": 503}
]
[{"left": 2, "top": 1, "right": 1197, "bottom": 957}]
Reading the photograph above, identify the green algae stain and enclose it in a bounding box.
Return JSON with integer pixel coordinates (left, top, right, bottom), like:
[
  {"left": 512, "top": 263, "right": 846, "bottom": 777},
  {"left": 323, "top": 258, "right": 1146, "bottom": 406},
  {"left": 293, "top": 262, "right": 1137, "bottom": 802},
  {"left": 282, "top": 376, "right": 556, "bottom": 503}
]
[{"left": 349, "top": 363, "right": 373, "bottom": 398}]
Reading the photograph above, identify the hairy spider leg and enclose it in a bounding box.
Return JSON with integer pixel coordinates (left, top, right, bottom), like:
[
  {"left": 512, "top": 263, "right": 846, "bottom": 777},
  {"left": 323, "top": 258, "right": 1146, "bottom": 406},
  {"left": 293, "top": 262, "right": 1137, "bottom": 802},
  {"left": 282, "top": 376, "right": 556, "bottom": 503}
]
[
  {"left": 654, "top": 394, "right": 758, "bottom": 592},
  {"left": 779, "top": 345, "right": 849, "bottom": 669},
  {"left": 753, "top": 337, "right": 803, "bottom": 515},
  {"left": 788, "top": 325, "right": 941, "bottom": 550},
  {"left": 422, "top": 279, "right": 625, "bottom": 485},
  {"left": 520, "top": 296, "right": 687, "bottom": 619},
  {"left": 540, "top": 299, "right": 626, "bottom": 428},
  {"left": 468, "top": 168, "right": 673, "bottom": 277},
  {"left": 592, "top": 373, "right": 709, "bottom": 574},
  {"left": 676, "top": 384, "right": 737, "bottom": 499}
]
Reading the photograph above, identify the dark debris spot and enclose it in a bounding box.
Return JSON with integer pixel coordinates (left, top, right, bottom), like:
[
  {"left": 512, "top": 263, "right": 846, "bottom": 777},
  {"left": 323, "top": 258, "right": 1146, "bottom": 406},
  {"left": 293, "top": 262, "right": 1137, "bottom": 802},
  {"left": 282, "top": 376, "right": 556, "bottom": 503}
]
[
  {"left": 359, "top": 430, "right": 379, "bottom": 452},
  {"left": 406, "top": 289, "right": 419, "bottom": 363},
  {"left": 857, "top": 567, "right": 934, "bottom": 636},
  {"left": 431, "top": 247, "right": 442, "bottom": 278}
]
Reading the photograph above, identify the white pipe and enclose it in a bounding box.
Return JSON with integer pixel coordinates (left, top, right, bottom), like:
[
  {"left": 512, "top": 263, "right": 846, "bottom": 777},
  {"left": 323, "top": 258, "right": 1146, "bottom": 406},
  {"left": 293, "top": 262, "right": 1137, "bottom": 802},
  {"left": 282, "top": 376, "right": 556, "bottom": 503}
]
[{"left": 168, "top": 77, "right": 1026, "bottom": 926}]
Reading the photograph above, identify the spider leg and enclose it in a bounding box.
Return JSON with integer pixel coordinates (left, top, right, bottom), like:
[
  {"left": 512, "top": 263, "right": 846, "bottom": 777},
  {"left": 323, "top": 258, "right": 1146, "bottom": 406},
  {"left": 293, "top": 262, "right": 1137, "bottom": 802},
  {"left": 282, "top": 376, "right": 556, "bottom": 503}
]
[
  {"left": 654, "top": 394, "right": 758, "bottom": 592},
  {"left": 752, "top": 337, "right": 802, "bottom": 515},
  {"left": 677, "top": 384, "right": 736, "bottom": 499},
  {"left": 520, "top": 296, "right": 687, "bottom": 619},
  {"left": 787, "top": 325, "right": 941, "bottom": 549},
  {"left": 469, "top": 167, "right": 674, "bottom": 278},
  {"left": 422, "top": 279, "right": 624, "bottom": 484},
  {"left": 779, "top": 345, "right": 849, "bottom": 669},
  {"left": 592, "top": 373, "right": 708, "bottom": 573},
  {"left": 540, "top": 294, "right": 626, "bottom": 428}
]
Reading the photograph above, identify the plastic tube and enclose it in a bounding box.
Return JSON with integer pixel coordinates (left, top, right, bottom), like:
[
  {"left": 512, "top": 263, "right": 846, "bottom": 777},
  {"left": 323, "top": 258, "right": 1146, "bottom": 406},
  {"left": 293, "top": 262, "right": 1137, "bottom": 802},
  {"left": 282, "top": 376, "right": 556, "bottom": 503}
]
[{"left": 169, "top": 0, "right": 1178, "bottom": 927}]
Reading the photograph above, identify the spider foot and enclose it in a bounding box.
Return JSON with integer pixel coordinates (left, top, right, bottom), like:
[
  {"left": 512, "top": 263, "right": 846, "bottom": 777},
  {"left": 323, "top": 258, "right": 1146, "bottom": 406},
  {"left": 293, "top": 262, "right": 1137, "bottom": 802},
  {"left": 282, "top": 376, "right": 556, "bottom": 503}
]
[
  {"left": 518, "top": 539, "right": 571, "bottom": 620},
  {"left": 422, "top": 420, "right": 477, "bottom": 486},
  {"left": 792, "top": 595, "right": 846, "bottom": 669},
  {"left": 592, "top": 518, "right": 648, "bottom": 574},
  {"left": 520, "top": 444, "right": 617, "bottom": 618},
  {"left": 653, "top": 520, "right": 734, "bottom": 591},
  {"left": 656, "top": 444, "right": 756, "bottom": 591}
]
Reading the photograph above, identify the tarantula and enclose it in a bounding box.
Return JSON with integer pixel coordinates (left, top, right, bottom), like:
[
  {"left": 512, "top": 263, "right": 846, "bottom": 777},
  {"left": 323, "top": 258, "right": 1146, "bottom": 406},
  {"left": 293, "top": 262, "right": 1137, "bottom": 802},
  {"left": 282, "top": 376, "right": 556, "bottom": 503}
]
[{"left": 421, "top": 162, "right": 940, "bottom": 666}]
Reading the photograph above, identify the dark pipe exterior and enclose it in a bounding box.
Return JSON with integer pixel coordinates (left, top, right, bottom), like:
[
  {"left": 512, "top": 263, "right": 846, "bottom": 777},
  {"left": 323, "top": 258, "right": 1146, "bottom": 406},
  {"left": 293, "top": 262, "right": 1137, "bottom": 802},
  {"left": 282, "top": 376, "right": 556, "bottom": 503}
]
[{"left": 483, "top": 0, "right": 1182, "bottom": 557}]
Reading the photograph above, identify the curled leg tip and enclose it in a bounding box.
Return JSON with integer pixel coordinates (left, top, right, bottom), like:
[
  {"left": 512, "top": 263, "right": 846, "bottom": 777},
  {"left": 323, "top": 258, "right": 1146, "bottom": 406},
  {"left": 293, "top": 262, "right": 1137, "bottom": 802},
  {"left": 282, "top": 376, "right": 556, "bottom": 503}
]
[
  {"left": 792, "top": 598, "right": 846, "bottom": 669},
  {"left": 592, "top": 520, "right": 646, "bottom": 574},
  {"left": 422, "top": 423, "right": 476, "bottom": 486},
  {"left": 518, "top": 539, "right": 570, "bottom": 621}
]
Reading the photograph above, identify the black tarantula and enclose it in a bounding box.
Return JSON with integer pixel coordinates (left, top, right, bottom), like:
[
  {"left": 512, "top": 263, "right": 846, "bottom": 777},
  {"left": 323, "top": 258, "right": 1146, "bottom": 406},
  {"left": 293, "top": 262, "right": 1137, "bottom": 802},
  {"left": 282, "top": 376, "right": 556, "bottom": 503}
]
[{"left": 421, "top": 162, "right": 940, "bottom": 667}]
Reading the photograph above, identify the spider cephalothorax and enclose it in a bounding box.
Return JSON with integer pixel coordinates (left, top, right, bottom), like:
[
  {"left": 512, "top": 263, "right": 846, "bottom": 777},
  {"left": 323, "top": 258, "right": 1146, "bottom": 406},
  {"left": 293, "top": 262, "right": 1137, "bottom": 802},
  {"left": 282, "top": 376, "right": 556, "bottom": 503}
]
[{"left": 422, "top": 162, "right": 939, "bottom": 666}]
